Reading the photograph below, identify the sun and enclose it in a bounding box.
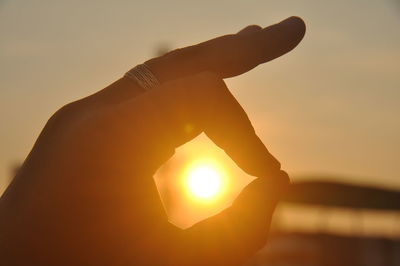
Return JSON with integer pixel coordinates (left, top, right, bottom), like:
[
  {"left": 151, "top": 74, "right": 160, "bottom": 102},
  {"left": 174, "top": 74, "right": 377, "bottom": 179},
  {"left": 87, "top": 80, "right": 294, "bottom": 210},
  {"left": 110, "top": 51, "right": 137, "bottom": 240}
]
[
  {"left": 188, "top": 166, "right": 221, "bottom": 199},
  {"left": 185, "top": 161, "right": 225, "bottom": 201}
]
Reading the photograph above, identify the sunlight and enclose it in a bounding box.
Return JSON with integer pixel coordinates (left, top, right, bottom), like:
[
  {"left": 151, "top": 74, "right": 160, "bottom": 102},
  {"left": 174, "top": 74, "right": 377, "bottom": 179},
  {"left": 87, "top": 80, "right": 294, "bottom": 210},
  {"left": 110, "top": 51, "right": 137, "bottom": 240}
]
[
  {"left": 185, "top": 160, "right": 226, "bottom": 202},
  {"left": 188, "top": 166, "right": 221, "bottom": 199}
]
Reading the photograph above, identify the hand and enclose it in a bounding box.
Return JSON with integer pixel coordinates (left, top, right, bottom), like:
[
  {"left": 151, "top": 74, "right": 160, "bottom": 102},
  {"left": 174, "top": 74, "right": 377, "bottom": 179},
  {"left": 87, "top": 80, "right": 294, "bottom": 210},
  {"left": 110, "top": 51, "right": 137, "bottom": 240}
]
[{"left": 0, "top": 17, "right": 305, "bottom": 266}]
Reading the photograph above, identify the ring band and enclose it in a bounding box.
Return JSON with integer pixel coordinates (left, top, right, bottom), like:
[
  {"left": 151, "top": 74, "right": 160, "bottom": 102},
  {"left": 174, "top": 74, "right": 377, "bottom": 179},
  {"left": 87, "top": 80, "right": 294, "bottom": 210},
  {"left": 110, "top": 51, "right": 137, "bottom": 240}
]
[{"left": 125, "top": 64, "right": 160, "bottom": 90}]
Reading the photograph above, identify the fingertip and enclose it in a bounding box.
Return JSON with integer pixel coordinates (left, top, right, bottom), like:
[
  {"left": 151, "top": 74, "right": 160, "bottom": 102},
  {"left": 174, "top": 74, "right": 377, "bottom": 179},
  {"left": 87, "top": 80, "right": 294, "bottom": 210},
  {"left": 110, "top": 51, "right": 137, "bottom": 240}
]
[
  {"left": 277, "top": 170, "right": 291, "bottom": 193},
  {"left": 279, "top": 16, "right": 306, "bottom": 44},
  {"left": 252, "top": 16, "right": 306, "bottom": 63}
]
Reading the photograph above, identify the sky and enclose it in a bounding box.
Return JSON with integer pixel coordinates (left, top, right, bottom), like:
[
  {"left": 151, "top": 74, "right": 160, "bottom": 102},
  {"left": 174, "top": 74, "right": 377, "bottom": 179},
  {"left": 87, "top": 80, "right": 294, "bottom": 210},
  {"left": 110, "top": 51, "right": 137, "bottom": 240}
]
[{"left": 1, "top": 0, "right": 399, "bottom": 198}]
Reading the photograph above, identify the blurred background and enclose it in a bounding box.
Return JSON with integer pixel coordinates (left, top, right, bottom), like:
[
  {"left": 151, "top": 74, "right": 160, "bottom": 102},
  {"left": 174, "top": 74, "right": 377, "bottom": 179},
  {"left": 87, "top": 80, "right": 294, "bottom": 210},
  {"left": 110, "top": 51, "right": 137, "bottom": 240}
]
[{"left": 1, "top": 0, "right": 399, "bottom": 265}]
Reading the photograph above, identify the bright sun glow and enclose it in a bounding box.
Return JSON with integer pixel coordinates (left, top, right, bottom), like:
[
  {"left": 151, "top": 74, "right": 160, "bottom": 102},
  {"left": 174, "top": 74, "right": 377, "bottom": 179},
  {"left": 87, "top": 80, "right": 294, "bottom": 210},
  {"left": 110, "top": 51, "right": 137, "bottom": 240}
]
[{"left": 185, "top": 161, "right": 225, "bottom": 201}]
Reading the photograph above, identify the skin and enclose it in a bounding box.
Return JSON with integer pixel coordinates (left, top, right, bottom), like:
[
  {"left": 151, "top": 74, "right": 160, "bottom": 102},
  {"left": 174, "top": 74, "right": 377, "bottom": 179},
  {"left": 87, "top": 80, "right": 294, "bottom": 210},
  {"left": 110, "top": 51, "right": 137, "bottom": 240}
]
[{"left": 0, "top": 17, "right": 305, "bottom": 266}]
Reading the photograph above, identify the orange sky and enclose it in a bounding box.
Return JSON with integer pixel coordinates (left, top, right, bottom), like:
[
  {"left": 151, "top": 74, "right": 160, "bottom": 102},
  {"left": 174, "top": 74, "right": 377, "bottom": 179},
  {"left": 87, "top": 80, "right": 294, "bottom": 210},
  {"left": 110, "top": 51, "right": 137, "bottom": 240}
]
[{"left": 1, "top": 0, "right": 399, "bottom": 197}]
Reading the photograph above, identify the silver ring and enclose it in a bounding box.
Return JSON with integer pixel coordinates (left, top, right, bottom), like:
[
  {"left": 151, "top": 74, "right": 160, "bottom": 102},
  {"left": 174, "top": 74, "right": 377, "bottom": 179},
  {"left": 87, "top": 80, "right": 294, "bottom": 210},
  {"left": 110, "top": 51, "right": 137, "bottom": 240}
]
[{"left": 125, "top": 63, "right": 160, "bottom": 90}]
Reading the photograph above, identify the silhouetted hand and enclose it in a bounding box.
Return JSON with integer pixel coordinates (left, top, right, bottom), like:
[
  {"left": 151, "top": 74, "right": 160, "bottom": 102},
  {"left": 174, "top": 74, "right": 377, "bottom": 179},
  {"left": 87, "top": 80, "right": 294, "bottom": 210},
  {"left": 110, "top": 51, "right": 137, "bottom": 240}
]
[{"left": 0, "top": 17, "right": 305, "bottom": 266}]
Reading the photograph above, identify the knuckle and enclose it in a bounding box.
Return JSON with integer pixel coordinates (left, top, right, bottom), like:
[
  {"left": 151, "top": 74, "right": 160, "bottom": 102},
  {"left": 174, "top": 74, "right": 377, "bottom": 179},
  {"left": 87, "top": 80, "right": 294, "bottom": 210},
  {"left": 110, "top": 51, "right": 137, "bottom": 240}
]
[
  {"left": 50, "top": 102, "right": 77, "bottom": 123},
  {"left": 47, "top": 99, "right": 89, "bottom": 128},
  {"left": 165, "top": 47, "right": 184, "bottom": 57},
  {"left": 279, "top": 170, "right": 291, "bottom": 186}
]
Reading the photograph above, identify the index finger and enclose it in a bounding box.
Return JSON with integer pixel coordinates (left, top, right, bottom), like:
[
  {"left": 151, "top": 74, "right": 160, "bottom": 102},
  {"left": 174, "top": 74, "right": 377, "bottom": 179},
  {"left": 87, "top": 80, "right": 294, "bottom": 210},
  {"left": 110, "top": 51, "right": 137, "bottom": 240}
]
[
  {"left": 145, "top": 16, "right": 305, "bottom": 82},
  {"left": 115, "top": 72, "right": 285, "bottom": 180}
]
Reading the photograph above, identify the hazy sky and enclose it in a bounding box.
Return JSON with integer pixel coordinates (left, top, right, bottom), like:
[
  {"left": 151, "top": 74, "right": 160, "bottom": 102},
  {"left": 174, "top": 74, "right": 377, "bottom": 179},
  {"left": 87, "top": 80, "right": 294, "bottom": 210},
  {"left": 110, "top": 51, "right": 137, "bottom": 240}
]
[{"left": 1, "top": 0, "right": 399, "bottom": 195}]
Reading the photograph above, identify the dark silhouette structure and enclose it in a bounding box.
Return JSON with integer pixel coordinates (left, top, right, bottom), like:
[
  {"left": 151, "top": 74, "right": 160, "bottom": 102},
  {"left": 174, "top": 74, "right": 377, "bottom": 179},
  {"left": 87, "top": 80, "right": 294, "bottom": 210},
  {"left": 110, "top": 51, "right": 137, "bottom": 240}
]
[{"left": 284, "top": 180, "right": 400, "bottom": 210}]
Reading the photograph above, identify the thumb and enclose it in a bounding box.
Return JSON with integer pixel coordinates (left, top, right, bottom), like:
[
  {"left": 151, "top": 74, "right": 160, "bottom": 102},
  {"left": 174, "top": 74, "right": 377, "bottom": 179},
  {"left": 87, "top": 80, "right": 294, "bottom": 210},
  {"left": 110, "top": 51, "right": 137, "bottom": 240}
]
[
  {"left": 230, "top": 173, "right": 289, "bottom": 232},
  {"left": 177, "top": 175, "right": 289, "bottom": 266}
]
